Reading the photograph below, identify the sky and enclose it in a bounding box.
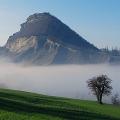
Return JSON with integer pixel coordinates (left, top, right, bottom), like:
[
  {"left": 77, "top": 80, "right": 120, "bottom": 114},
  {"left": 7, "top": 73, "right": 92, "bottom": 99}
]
[{"left": 0, "top": 0, "right": 120, "bottom": 49}]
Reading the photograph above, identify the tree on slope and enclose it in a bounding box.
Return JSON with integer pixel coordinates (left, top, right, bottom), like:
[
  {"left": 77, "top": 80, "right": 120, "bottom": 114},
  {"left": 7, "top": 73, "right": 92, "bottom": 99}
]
[{"left": 87, "top": 75, "right": 112, "bottom": 104}]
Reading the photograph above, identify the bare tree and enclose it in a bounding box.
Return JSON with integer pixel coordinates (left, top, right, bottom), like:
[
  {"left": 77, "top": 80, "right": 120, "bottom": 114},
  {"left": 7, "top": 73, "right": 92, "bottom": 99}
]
[
  {"left": 87, "top": 75, "right": 112, "bottom": 104},
  {"left": 111, "top": 93, "right": 120, "bottom": 105}
]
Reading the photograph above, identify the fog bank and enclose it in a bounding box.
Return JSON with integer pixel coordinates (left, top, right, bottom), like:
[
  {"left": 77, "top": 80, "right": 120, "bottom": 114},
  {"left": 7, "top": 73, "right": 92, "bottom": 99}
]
[{"left": 0, "top": 62, "right": 120, "bottom": 103}]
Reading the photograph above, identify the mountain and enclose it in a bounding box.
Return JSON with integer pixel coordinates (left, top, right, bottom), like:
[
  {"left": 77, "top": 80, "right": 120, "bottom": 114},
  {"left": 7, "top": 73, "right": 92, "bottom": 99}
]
[{"left": 1, "top": 12, "right": 108, "bottom": 65}]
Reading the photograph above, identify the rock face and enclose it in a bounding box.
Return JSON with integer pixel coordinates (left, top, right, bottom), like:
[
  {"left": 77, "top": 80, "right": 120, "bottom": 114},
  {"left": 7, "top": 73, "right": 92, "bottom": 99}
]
[{"left": 2, "top": 13, "right": 109, "bottom": 65}]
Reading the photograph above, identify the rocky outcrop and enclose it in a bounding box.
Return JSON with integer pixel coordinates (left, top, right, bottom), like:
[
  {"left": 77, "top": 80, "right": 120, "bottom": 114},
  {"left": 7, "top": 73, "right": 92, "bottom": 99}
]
[{"left": 1, "top": 12, "right": 111, "bottom": 65}]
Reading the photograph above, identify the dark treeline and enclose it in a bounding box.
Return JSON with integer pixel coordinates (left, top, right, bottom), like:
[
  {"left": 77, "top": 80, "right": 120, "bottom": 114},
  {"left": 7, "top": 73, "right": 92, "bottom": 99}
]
[{"left": 101, "top": 48, "right": 120, "bottom": 56}]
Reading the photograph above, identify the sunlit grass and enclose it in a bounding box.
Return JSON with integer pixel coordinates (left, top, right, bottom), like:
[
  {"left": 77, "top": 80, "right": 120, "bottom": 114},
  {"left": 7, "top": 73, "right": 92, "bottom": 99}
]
[{"left": 0, "top": 88, "right": 119, "bottom": 120}]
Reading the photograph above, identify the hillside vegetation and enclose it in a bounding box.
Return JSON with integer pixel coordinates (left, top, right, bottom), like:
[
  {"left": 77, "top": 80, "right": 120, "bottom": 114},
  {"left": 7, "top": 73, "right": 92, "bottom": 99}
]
[{"left": 0, "top": 88, "right": 119, "bottom": 120}]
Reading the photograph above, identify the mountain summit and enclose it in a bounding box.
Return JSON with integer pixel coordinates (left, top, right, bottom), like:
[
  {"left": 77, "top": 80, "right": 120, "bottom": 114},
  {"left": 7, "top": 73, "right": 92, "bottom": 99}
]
[{"left": 2, "top": 13, "right": 107, "bottom": 65}]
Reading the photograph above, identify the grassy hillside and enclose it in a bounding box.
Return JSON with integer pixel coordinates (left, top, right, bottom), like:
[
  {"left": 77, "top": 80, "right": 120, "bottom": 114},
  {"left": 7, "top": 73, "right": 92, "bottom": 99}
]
[{"left": 0, "top": 89, "right": 119, "bottom": 120}]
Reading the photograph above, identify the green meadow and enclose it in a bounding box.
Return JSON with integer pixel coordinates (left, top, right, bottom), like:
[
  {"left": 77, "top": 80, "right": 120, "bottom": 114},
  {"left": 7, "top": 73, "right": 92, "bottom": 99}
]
[{"left": 0, "top": 88, "right": 119, "bottom": 120}]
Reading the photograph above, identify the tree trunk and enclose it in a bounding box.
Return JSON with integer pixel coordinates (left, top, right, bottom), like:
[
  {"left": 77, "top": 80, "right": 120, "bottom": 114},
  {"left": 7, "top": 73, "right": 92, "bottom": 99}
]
[
  {"left": 96, "top": 94, "right": 99, "bottom": 102},
  {"left": 99, "top": 93, "right": 103, "bottom": 104}
]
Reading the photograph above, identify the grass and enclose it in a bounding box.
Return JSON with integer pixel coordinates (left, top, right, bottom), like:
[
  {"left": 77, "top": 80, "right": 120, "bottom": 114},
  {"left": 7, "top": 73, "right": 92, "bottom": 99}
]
[{"left": 0, "top": 88, "right": 119, "bottom": 120}]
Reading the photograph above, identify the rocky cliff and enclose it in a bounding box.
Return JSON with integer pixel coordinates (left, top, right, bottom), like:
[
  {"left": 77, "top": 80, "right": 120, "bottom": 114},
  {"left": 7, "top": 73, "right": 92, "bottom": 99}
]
[{"left": 1, "top": 12, "right": 109, "bottom": 65}]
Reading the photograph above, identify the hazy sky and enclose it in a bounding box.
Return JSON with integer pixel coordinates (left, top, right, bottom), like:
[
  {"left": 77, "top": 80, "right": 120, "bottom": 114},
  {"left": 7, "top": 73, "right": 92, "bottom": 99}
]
[{"left": 0, "top": 0, "right": 120, "bottom": 48}]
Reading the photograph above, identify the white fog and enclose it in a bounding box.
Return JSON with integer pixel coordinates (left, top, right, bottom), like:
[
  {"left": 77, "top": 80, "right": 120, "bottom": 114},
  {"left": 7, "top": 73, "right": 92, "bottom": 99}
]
[{"left": 0, "top": 61, "right": 120, "bottom": 103}]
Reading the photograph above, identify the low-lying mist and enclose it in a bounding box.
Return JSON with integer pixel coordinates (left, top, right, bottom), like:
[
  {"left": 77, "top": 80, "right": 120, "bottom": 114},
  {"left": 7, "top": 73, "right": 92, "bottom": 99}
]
[{"left": 0, "top": 61, "right": 120, "bottom": 103}]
